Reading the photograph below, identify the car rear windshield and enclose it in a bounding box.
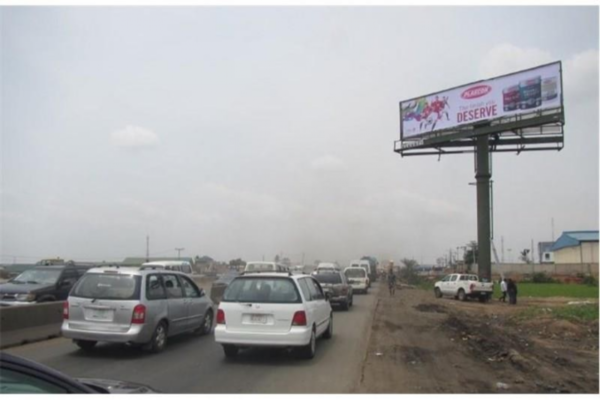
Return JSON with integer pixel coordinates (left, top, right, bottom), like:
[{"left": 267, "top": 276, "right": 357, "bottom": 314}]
[
  {"left": 345, "top": 269, "right": 366, "bottom": 278},
  {"left": 222, "top": 277, "right": 300, "bottom": 303},
  {"left": 314, "top": 273, "right": 342, "bottom": 284},
  {"left": 72, "top": 273, "right": 141, "bottom": 300}
]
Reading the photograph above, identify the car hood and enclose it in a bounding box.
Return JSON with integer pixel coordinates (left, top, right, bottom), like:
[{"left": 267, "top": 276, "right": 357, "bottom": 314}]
[
  {"left": 0, "top": 282, "right": 52, "bottom": 294},
  {"left": 76, "top": 378, "right": 160, "bottom": 394}
]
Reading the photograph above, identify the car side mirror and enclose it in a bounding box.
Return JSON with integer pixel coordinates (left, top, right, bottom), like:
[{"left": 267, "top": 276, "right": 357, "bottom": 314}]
[{"left": 199, "top": 289, "right": 205, "bottom": 298}]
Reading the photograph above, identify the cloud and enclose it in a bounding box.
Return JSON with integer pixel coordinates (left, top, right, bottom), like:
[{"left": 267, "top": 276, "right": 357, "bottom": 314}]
[
  {"left": 310, "top": 155, "right": 346, "bottom": 171},
  {"left": 479, "top": 43, "right": 553, "bottom": 78},
  {"left": 564, "top": 49, "right": 599, "bottom": 104},
  {"left": 480, "top": 44, "right": 598, "bottom": 106},
  {"left": 110, "top": 125, "right": 159, "bottom": 148}
]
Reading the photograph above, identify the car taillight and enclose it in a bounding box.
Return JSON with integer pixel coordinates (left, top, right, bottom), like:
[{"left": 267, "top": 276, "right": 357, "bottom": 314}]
[
  {"left": 131, "top": 304, "right": 146, "bottom": 324},
  {"left": 63, "top": 301, "right": 69, "bottom": 320},
  {"left": 216, "top": 309, "right": 225, "bottom": 324},
  {"left": 292, "top": 311, "right": 307, "bottom": 326}
]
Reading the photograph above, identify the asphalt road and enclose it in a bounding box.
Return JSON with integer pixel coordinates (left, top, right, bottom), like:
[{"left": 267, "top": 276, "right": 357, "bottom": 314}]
[{"left": 5, "top": 284, "right": 379, "bottom": 393}]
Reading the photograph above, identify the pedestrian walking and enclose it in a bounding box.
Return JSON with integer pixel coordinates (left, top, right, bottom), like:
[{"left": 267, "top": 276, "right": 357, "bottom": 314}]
[
  {"left": 387, "top": 269, "right": 397, "bottom": 296},
  {"left": 499, "top": 278, "right": 507, "bottom": 302},
  {"left": 507, "top": 279, "right": 518, "bottom": 305}
]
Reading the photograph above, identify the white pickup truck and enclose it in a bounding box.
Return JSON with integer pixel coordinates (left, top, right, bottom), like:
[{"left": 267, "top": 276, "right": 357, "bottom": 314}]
[{"left": 434, "top": 273, "right": 493, "bottom": 302}]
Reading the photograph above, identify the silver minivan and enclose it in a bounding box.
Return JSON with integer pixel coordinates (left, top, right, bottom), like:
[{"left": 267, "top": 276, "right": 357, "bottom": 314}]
[{"left": 62, "top": 266, "right": 214, "bottom": 353}]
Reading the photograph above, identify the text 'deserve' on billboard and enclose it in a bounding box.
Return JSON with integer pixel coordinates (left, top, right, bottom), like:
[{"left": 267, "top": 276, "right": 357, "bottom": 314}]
[{"left": 399, "top": 62, "right": 563, "bottom": 140}]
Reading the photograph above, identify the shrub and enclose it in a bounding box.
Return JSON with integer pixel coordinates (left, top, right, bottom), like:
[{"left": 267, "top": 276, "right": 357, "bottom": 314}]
[
  {"left": 531, "top": 272, "right": 556, "bottom": 284},
  {"left": 576, "top": 273, "right": 598, "bottom": 287}
]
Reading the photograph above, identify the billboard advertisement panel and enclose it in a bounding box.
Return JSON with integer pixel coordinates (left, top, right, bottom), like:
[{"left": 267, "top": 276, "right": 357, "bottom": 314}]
[{"left": 400, "top": 62, "right": 562, "bottom": 140}]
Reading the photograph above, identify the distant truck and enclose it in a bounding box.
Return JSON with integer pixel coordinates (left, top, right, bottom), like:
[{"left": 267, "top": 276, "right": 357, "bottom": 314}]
[
  {"left": 434, "top": 273, "right": 493, "bottom": 302},
  {"left": 350, "top": 259, "right": 375, "bottom": 286},
  {"left": 360, "top": 256, "right": 379, "bottom": 282}
]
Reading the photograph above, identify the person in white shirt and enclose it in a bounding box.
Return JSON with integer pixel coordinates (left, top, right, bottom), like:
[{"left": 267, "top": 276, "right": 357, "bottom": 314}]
[{"left": 499, "top": 278, "right": 508, "bottom": 302}]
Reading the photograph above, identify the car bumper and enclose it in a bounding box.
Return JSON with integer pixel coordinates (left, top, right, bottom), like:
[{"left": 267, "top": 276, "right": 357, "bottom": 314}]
[
  {"left": 0, "top": 301, "right": 38, "bottom": 306},
  {"left": 329, "top": 296, "right": 349, "bottom": 305},
  {"left": 61, "top": 322, "right": 153, "bottom": 344},
  {"left": 214, "top": 325, "right": 312, "bottom": 347},
  {"left": 349, "top": 283, "right": 368, "bottom": 291}
]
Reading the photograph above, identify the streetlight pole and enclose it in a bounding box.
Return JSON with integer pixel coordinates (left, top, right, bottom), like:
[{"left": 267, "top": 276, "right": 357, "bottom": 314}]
[{"left": 175, "top": 248, "right": 185, "bottom": 259}]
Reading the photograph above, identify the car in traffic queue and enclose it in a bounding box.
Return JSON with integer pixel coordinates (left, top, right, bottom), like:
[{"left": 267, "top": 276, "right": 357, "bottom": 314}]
[
  {"left": 312, "top": 270, "right": 353, "bottom": 310},
  {"left": 141, "top": 260, "right": 194, "bottom": 275},
  {"left": 0, "top": 352, "right": 159, "bottom": 394},
  {"left": 243, "top": 261, "right": 290, "bottom": 273},
  {"left": 214, "top": 272, "right": 333, "bottom": 359},
  {"left": 343, "top": 267, "right": 369, "bottom": 294},
  {"left": 210, "top": 270, "right": 240, "bottom": 304},
  {"left": 61, "top": 266, "right": 214, "bottom": 353},
  {"left": 313, "top": 262, "right": 341, "bottom": 274},
  {"left": 349, "top": 260, "right": 373, "bottom": 287},
  {"left": 0, "top": 264, "right": 92, "bottom": 306}
]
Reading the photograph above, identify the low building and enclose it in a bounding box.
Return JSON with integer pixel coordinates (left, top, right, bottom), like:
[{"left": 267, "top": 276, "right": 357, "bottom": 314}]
[{"left": 550, "top": 231, "right": 599, "bottom": 264}]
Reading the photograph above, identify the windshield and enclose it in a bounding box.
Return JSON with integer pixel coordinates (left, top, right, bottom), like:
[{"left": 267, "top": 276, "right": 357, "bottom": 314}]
[
  {"left": 314, "top": 273, "right": 342, "bottom": 284},
  {"left": 13, "top": 269, "right": 61, "bottom": 285},
  {"left": 222, "top": 277, "right": 300, "bottom": 303},
  {"left": 72, "top": 273, "right": 141, "bottom": 300},
  {"left": 345, "top": 269, "right": 366, "bottom": 278}
]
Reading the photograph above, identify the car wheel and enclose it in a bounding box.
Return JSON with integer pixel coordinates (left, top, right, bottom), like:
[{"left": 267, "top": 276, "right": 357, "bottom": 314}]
[
  {"left": 458, "top": 289, "right": 466, "bottom": 302},
  {"left": 195, "top": 310, "right": 213, "bottom": 336},
  {"left": 349, "top": 296, "right": 353, "bottom": 307},
  {"left": 341, "top": 300, "right": 349, "bottom": 311},
  {"left": 223, "top": 345, "right": 239, "bottom": 359},
  {"left": 74, "top": 340, "right": 97, "bottom": 351},
  {"left": 145, "top": 321, "right": 168, "bottom": 353},
  {"left": 323, "top": 314, "right": 333, "bottom": 339},
  {"left": 296, "top": 330, "right": 316, "bottom": 359},
  {"left": 434, "top": 288, "right": 442, "bottom": 298}
]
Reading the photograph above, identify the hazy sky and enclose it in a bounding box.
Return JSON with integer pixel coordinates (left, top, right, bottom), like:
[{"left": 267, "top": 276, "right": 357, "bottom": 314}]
[{"left": 1, "top": 6, "right": 598, "bottom": 265}]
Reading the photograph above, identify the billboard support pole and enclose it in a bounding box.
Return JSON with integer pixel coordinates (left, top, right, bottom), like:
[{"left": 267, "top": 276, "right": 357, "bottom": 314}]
[{"left": 475, "top": 133, "right": 492, "bottom": 282}]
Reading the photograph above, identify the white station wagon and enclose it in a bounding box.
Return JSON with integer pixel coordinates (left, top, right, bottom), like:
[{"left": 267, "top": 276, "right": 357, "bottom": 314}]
[{"left": 214, "top": 273, "right": 333, "bottom": 359}]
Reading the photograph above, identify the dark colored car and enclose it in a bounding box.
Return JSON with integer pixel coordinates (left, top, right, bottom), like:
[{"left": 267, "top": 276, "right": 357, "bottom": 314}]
[
  {"left": 0, "top": 352, "right": 159, "bottom": 394},
  {"left": 0, "top": 265, "right": 91, "bottom": 306},
  {"left": 210, "top": 271, "right": 240, "bottom": 304},
  {"left": 313, "top": 271, "right": 353, "bottom": 311}
]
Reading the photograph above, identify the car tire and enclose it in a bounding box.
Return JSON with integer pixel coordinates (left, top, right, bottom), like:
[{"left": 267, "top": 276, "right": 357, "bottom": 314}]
[
  {"left": 195, "top": 310, "right": 213, "bottom": 336},
  {"left": 296, "top": 330, "right": 316, "bottom": 359},
  {"left": 223, "top": 345, "right": 239, "bottom": 359},
  {"left": 145, "top": 321, "right": 168, "bottom": 353},
  {"left": 341, "top": 300, "right": 349, "bottom": 311},
  {"left": 458, "top": 289, "right": 466, "bottom": 302},
  {"left": 349, "top": 296, "right": 353, "bottom": 307},
  {"left": 323, "top": 315, "right": 333, "bottom": 340},
  {"left": 434, "top": 288, "right": 442, "bottom": 298},
  {"left": 74, "top": 340, "right": 97, "bottom": 351}
]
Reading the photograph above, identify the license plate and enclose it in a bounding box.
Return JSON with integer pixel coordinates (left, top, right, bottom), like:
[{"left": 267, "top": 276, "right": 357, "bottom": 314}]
[
  {"left": 88, "top": 309, "right": 113, "bottom": 321},
  {"left": 250, "top": 314, "right": 267, "bottom": 324}
]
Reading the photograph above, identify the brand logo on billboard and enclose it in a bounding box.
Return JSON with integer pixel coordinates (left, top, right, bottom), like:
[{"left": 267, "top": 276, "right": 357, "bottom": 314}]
[{"left": 461, "top": 85, "right": 492, "bottom": 100}]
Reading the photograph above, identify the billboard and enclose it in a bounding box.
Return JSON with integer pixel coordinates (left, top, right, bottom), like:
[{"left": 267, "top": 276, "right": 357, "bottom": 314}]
[{"left": 400, "top": 62, "right": 562, "bottom": 140}]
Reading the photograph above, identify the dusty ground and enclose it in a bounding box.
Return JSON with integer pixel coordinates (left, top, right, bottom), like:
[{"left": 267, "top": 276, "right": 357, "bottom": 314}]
[{"left": 358, "top": 285, "right": 599, "bottom": 394}]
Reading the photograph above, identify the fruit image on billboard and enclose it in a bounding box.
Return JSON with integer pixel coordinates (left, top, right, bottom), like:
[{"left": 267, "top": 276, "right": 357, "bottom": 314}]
[{"left": 400, "top": 62, "right": 562, "bottom": 140}]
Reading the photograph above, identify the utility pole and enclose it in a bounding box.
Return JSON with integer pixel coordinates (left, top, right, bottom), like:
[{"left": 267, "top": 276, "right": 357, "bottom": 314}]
[
  {"left": 551, "top": 218, "right": 555, "bottom": 242},
  {"left": 501, "top": 236, "right": 505, "bottom": 263},
  {"left": 475, "top": 134, "right": 492, "bottom": 282},
  {"left": 531, "top": 239, "right": 534, "bottom": 264},
  {"left": 146, "top": 235, "right": 150, "bottom": 262},
  {"left": 175, "top": 247, "right": 185, "bottom": 259}
]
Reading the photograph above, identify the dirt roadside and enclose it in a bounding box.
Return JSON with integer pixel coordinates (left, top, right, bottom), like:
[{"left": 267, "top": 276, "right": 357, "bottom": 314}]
[{"left": 358, "top": 286, "right": 599, "bottom": 394}]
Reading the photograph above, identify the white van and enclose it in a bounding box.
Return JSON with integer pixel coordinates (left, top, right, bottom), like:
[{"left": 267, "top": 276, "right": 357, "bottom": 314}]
[
  {"left": 244, "top": 262, "right": 289, "bottom": 274},
  {"left": 314, "top": 262, "right": 341, "bottom": 274},
  {"left": 141, "top": 261, "right": 193, "bottom": 275},
  {"left": 343, "top": 267, "right": 369, "bottom": 294},
  {"left": 349, "top": 260, "right": 372, "bottom": 287}
]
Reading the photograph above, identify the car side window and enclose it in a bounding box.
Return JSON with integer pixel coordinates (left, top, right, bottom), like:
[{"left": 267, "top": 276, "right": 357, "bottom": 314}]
[
  {"left": 146, "top": 274, "right": 166, "bottom": 300},
  {"left": 180, "top": 276, "right": 201, "bottom": 298},
  {"left": 308, "top": 278, "right": 324, "bottom": 300},
  {"left": 183, "top": 264, "right": 192, "bottom": 274},
  {"left": 450, "top": 275, "right": 458, "bottom": 282},
  {"left": 0, "top": 368, "right": 68, "bottom": 394},
  {"left": 162, "top": 274, "right": 184, "bottom": 298},
  {"left": 459, "top": 276, "right": 466, "bottom": 281},
  {"left": 60, "top": 271, "right": 79, "bottom": 287},
  {"left": 298, "top": 279, "right": 312, "bottom": 301}
]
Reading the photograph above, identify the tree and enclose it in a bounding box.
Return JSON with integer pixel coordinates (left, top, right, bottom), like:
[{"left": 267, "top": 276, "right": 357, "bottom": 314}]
[
  {"left": 229, "top": 258, "right": 246, "bottom": 268},
  {"left": 399, "top": 258, "right": 419, "bottom": 284},
  {"left": 400, "top": 258, "right": 418, "bottom": 270},
  {"left": 520, "top": 249, "right": 531, "bottom": 264},
  {"left": 463, "top": 241, "right": 479, "bottom": 268},
  {"left": 195, "top": 255, "right": 214, "bottom": 264},
  {"left": 274, "top": 255, "right": 280, "bottom": 263}
]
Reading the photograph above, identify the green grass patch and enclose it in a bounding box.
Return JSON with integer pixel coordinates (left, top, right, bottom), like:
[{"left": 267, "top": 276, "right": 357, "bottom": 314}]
[
  {"left": 492, "top": 283, "right": 599, "bottom": 299},
  {"left": 516, "top": 304, "right": 599, "bottom": 323},
  {"left": 416, "top": 280, "right": 435, "bottom": 291}
]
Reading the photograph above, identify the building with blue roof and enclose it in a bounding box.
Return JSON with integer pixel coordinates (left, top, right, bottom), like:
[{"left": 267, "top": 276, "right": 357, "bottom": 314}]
[{"left": 550, "top": 231, "right": 599, "bottom": 264}]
